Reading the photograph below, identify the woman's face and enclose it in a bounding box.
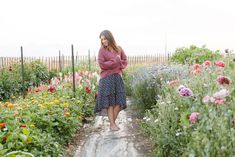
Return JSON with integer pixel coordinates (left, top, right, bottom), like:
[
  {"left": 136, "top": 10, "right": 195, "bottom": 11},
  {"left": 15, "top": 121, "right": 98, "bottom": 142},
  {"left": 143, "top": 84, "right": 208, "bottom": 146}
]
[{"left": 100, "top": 35, "right": 109, "bottom": 47}]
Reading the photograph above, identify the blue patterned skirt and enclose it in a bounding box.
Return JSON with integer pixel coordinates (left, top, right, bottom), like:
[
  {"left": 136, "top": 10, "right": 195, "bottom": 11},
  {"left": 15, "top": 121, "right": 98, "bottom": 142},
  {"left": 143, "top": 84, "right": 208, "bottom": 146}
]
[{"left": 94, "top": 73, "right": 127, "bottom": 115}]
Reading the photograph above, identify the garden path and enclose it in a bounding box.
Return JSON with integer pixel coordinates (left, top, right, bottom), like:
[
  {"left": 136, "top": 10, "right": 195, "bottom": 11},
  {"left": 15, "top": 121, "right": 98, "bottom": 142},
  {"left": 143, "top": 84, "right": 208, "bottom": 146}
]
[{"left": 73, "top": 97, "right": 152, "bottom": 157}]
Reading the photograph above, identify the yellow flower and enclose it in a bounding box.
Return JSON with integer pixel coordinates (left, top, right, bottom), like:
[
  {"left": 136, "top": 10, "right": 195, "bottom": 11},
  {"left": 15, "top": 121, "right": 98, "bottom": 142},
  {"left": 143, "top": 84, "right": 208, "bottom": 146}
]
[
  {"left": 30, "top": 124, "right": 35, "bottom": 128},
  {"left": 63, "top": 103, "right": 69, "bottom": 107},
  {"left": 38, "top": 104, "right": 46, "bottom": 109},
  {"left": 77, "top": 116, "right": 82, "bottom": 120},
  {"left": 48, "top": 102, "right": 54, "bottom": 105},
  {"left": 32, "top": 99, "right": 37, "bottom": 103},
  {"left": 53, "top": 99, "right": 60, "bottom": 104}
]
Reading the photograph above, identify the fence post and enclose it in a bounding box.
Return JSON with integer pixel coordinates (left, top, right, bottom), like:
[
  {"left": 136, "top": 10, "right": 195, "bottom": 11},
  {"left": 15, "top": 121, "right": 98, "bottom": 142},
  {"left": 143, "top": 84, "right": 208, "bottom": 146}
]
[
  {"left": 59, "top": 50, "right": 62, "bottom": 72},
  {"left": 88, "top": 49, "right": 91, "bottom": 71},
  {"left": 167, "top": 52, "right": 170, "bottom": 64},
  {"left": 0, "top": 57, "right": 3, "bottom": 68},
  {"left": 20, "top": 46, "right": 26, "bottom": 99},
  {"left": 71, "top": 45, "right": 76, "bottom": 98}
]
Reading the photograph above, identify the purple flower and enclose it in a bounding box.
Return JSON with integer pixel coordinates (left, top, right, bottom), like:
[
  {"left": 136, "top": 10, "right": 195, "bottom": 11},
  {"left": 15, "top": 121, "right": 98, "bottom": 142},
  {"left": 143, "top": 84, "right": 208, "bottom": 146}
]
[
  {"left": 177, "top": 85, "right": 186, "bottom": 92},
  {"left": 179, "top": 87, "right": 193, "bottom": 97}
]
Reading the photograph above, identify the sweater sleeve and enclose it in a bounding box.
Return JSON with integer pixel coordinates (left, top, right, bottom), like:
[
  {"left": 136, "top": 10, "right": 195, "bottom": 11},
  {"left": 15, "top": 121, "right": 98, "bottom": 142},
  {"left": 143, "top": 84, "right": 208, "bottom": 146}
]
[
  {"left": 98, "top": 48, "right": 121, "bottom": 70},
  {"left": 120, "top": 48, "right": 128, "bottom": 69}
]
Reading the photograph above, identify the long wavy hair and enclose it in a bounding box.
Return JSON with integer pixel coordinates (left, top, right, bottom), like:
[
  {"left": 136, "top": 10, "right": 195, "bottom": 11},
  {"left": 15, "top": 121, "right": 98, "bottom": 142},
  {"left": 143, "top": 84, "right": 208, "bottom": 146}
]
[{"left": 99, "top": 30, "right": 120, "bottom": 53}]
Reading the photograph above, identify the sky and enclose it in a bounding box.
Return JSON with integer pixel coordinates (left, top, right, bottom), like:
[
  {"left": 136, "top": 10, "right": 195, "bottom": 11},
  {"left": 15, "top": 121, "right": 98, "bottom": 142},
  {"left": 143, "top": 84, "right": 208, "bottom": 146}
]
[{"left": 0, "top": 0, "right": 235, "bottom": 57}]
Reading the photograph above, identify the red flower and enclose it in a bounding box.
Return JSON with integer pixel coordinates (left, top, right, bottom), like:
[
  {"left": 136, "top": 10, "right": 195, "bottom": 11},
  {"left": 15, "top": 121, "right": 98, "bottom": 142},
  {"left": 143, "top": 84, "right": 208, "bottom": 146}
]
[
  {"left": 85, "top": 87, "right": 91, "bottom": 94},
  {"left": 48, "top": 85, "right": 56, "bottom": 93},
  {"left": 192, "top": 69, "right": 201, "bottom": 75},
  {"left": 215, "top": 61, "right": 225, "bottom": 67},
  {"left": 35, "top": 88, "right": 40, "bottom": 93},
  {"left": 203, "top": 60, "right": 211, "bottom": 66},
  {"left": 21, "top": 124, "right": 27, "bottom": 128},
  {"left": 193, "top": 64, "right": 201, "bottom": 70},
  {"left": 217, "top": 75, "right": 230, "bottom": 85}
]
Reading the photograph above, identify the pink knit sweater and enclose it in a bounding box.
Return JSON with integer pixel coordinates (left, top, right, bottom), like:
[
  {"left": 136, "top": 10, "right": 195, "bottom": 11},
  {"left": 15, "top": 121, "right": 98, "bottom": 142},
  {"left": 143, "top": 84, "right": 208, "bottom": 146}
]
[{"left": 98, "top": 47, "right": 128, "bottom": 79}]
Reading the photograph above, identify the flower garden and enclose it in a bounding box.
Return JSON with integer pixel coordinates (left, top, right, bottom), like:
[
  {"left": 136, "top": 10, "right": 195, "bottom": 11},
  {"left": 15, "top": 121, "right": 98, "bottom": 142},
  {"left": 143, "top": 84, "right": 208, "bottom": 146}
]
[
  {"left": 124, "top": 45, "right": 235, "bottom": 157},
  {"left": 1, "top": 45, "right": 235, "bottom": 156},
  {"left": 0, "top": 62, "right": 99, "bottom": 156}
]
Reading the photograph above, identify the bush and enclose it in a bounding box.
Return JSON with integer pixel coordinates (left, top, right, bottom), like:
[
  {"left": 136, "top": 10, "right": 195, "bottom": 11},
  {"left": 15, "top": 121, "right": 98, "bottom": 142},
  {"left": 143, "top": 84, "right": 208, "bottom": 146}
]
[{"left": 170, "top": 45, "right": 222, "bottom": 65}]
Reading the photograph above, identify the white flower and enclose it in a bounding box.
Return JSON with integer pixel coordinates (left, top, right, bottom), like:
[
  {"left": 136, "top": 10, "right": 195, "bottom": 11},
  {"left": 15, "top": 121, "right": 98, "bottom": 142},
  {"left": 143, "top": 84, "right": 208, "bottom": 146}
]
[
  {"left": 174, "top": 107, "right": 179, "bottom": 111},
  {"left": 213, "top": 89, "right": 229, "bottom": 99},
  {"left": 160, "top": 102, "right": 165, "bottom": 105},
  {"left": 154, "top": 119, "right": 159, "bottom": 123},
  {"left": 143, "top": 117, "right": 147, "bottom": 120},
  {"left": 176, "top": 132, "right": 181, "bottom": 136}
]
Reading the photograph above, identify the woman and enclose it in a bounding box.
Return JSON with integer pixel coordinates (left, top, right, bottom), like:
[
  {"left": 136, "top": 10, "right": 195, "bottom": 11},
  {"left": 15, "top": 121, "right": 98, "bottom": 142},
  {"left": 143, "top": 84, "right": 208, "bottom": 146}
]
[{"left": 95, "top": 30, "right": 128, "bottom": 131}]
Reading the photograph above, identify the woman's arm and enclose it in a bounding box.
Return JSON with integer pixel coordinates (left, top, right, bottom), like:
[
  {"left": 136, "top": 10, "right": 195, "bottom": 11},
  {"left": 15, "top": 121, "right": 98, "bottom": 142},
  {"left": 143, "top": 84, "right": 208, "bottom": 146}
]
[
  {"left": 98, "top": 49, "right": 121, "bottom": 70},
  {"left": 119, "top": 47, "right": 128, "bottom": 69}
]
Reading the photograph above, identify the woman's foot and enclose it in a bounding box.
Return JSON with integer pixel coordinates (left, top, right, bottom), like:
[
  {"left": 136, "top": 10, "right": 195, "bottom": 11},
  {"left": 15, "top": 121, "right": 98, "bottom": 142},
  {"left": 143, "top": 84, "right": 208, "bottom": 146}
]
[{"left": 110, "top": 125, "right": 120, "bottom": 131}]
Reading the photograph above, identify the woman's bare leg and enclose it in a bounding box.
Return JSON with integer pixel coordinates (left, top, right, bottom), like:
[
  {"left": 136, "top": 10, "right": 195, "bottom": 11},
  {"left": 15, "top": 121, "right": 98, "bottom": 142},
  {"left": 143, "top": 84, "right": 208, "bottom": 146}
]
[
  {"left": 107, "top": 106, "right": 117, "bottom": 129},
  {"left": 113, "top": 105, "right": 121, "bottom": 122}
]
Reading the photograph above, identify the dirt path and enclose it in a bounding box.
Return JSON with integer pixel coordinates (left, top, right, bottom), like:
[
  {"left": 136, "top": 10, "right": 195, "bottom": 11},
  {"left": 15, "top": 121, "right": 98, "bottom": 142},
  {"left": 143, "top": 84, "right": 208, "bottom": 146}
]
[{"left": 72, "top": 97, "right": 153, "bottom": 157}]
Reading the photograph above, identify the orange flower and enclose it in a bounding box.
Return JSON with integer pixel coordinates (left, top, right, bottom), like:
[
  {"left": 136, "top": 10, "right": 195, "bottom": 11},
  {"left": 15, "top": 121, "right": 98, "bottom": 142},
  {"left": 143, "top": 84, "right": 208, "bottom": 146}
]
[
  {"left": 0, "top": 123, "right": 7, "bottom": 128},
  {"left": 7, "top": 103, "right": 14, "bottom": 109},
  {"left": 168, "top": 80, "right": 181, "bottom": 86},
  {"left": 64, "top": 112, "right": 70, "bottom": 116}
]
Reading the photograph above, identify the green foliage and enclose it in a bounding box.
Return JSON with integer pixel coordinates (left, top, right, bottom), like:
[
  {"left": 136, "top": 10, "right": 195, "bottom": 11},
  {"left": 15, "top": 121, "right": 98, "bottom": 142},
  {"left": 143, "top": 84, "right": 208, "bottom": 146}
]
[{"left": 170, "top": 45, "right": 222, "bottom": 65}]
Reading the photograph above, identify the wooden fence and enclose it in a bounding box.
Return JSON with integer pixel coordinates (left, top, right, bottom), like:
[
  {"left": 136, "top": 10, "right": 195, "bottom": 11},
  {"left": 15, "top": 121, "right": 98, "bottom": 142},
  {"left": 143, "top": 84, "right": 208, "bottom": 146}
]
[{"left": 0, "top": 53, "right": 171, "bottom": 71}]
